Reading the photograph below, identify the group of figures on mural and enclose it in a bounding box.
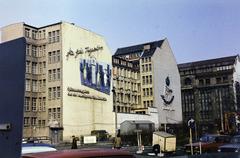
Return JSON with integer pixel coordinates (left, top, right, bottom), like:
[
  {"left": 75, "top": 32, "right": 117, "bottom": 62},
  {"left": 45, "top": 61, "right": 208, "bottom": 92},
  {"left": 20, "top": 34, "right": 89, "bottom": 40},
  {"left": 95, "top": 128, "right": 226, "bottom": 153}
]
[{"left": 80, "top": 59, "right": 111, "bottom": 95}]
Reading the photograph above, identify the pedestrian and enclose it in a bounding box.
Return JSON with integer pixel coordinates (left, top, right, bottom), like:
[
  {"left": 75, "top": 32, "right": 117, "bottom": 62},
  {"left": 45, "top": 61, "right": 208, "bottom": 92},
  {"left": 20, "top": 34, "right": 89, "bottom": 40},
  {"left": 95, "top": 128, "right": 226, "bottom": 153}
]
[
  {"left": 71, "top": 135, "right": 78, "bottom": 149},
  {"left": 113, "top": 133, "right": 122, "bottom": 149}
]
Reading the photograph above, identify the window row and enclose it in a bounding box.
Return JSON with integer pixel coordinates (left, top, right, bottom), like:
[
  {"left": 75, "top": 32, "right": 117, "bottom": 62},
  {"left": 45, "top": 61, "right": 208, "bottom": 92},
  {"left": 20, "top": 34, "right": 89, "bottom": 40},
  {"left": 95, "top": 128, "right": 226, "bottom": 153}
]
[
  {"left": 48, "top": 30, "right": 60, "bottom": 43},
  {"left": 24, "top": 117, "right": 46, "bottom": 127},
  {"left": 143, "top": 100, "right": 153, "bottom": 108},
  {"left": 141, "top": 57, "right": 151, "bottom": 63},
  {"left": 48, "top": 68, "right": 61, "bottom": 82},
  {"left": 25, "top": 28, "right": 46, "bottom": 40},
  {"left": 24, "top": 97, "right": 46, "bottom": 112},
  {"left": 141, "top": 64, "right": 152, "bottom": 72},
  {"left": 48, "top": 107, "right": 61, "bottom": 120},
  {"left": 114, "top": 67, "right": 139, "bottom": 79},
  {"left": 198, "top": 76, "right": 229, "bottom": 86},
  {"left": 48, "top": 87, "right": 61, "bottom": 100},
  {"left": 25, "top": 79, "right": 46, "bottom": 92},
  {"left": 142, "top": 75, "right": 152, "bottom": 85},
  {"left": 143, "top": 88, "right": 153, "bottom": 96},
  {"left": 26, "top": 44, "right": 46, "bottom": 57},
  {"left": 48, "top": 50, "right": 61, "bottom": 64},
  {"left": 26, "top": 61, "right": 46, "bottom": 74}
]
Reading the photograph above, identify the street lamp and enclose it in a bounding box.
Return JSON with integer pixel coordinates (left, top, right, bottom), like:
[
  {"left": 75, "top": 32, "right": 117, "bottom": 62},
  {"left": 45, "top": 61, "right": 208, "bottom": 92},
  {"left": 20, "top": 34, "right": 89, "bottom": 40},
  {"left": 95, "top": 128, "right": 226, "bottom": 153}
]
[{"left": 112, "top": 86, "right": 118, "bottom": 137}]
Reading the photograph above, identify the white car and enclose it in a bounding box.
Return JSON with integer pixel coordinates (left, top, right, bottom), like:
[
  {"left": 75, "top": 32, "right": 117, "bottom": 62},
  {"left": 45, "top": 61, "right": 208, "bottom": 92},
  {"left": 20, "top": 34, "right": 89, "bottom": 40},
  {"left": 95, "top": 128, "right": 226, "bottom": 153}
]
[{"left": 22, "top": 143, "right": 57, "bottom": 154}]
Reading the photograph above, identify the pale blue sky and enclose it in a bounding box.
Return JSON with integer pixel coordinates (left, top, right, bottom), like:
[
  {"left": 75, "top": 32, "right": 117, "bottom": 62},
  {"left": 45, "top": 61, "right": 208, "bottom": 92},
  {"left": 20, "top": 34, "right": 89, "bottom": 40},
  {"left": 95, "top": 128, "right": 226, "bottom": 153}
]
[{"left": 0, "top": 0, "right": 239, "bottom": 63}]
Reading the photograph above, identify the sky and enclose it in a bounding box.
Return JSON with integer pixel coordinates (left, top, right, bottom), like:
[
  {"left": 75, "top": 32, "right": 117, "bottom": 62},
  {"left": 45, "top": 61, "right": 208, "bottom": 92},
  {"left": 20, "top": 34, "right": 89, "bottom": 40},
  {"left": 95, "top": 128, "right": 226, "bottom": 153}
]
[{"left": 0, "top": 0, "right": 239, "bottom": 63}]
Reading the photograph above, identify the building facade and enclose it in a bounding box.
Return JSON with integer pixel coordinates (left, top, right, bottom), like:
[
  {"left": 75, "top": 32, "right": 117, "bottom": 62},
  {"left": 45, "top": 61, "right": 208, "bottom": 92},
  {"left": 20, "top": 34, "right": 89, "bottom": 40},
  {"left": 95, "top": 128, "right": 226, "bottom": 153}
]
[
  {"left": 178, "top": 55, "right": 240, "bottom": 133},
  {"left": 112, "top": 39, "right": 182, "bottom": 128},
  {"left": 1, "top": 22, "right": 115, "bottom": 142}
]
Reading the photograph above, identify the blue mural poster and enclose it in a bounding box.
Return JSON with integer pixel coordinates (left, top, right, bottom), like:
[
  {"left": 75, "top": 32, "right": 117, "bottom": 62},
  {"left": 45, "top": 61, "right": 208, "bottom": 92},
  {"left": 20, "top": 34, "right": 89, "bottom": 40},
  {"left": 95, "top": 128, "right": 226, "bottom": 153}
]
[{"left": 80, "top": 59, "right": 111, "bottom": 95}]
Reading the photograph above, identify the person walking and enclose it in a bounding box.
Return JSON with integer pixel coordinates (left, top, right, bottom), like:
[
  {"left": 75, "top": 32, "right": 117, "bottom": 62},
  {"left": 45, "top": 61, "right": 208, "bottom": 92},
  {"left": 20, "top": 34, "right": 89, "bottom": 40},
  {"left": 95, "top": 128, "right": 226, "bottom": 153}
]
[
  {"left": 71, "top": 135, "right": 78, "bottom": 149},
  {"left": 113, "top": 133, "right": 122, "bottom": 149}
]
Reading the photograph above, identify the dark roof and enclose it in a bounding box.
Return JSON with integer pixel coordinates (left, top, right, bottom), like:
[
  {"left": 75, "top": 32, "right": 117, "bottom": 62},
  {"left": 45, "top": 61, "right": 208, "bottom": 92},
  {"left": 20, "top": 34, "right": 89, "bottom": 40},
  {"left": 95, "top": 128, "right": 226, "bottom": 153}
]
[
  {"left": 114, "top": 39, "right": 165, "bottom": 56},
  {"left": 178, "top": 55, "right": 239, "bottom": 69}
]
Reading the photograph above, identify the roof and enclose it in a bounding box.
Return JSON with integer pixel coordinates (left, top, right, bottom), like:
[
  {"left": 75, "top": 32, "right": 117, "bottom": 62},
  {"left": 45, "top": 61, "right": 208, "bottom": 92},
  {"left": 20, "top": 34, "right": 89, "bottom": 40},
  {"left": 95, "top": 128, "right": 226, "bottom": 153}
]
[
  {"left": 178, "top": 55, "right": 239, "bottom": 69},
  {"left": 153, "top": 131, "right": 175, "bottom": 137},
  {"left": 122, "top": 120, "right": 154, "bottom": 124},
  {"left": 114, "top": 39, "right": 165, "bottom": 56},
  {"left": 21, "top": 149, "right": 133, "bottom": 158}
]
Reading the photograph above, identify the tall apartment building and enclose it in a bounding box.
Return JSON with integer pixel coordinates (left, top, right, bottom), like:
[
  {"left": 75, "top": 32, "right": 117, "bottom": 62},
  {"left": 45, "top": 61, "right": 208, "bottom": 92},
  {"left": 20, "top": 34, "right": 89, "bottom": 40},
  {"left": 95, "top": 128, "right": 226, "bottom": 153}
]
[
  {"left": 112, "top": 39, "right": 182, "bottom": 127},
  {"left": 178, "top": 55, "right": 240, "bottom": 134},
  {"left": 1, "top": 22, "right": 115, "bottom": 142}
]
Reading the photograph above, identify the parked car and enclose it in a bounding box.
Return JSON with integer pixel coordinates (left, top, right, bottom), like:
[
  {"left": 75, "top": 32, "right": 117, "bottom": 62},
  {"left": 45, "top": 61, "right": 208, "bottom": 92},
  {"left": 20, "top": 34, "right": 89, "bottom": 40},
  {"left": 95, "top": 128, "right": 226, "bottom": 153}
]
[
  {"left": 218, "top": 135, "right": 240, "bottom": 152},
  {"left": 22, "top": 143, "right": 56, "bottom": 154},
  {"left": 91, "top": 130, "right": 109, "bottom": 141},
  {"left": 22, "top": 148, "right": 135, "bottom": 158},
  {"left": 184, "top": 134, "right": 231, "bottom": 154}
]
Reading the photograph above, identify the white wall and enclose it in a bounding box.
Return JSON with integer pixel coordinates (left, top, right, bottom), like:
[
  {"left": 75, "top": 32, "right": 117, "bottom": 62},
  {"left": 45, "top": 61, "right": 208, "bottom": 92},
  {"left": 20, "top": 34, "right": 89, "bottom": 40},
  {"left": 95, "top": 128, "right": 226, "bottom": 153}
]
[
  {"left": 117, "top": 107, "right": 159, "bottom": 129},
  {"left": 152, "top": 39, "right": 182, "bottom": 125},
  {"left": 61, "top": 22, "right": 115, "bottom": 140}
]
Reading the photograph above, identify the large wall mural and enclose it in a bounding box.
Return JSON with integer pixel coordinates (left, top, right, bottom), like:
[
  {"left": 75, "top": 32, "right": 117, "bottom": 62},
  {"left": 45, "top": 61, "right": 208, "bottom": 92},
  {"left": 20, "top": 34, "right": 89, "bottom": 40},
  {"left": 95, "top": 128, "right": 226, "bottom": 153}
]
[{"left": 80, "top": 59, "right": 111, "bottom": 95}]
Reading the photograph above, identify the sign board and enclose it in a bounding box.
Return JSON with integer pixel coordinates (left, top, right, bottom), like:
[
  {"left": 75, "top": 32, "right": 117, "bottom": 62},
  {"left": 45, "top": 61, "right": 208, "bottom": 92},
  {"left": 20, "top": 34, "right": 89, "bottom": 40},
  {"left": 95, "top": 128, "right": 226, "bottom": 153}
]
[
  {"left": 83, "top": 136, "right": 97, "bottom": 144},
  {"left": 0, "top": 38, "right": 26, "bottom": 158}
]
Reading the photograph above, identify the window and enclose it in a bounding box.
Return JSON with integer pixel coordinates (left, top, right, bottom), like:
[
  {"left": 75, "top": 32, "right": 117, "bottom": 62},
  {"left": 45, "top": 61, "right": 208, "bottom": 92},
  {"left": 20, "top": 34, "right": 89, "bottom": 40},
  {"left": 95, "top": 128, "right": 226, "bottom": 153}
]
[
  {"left": 143, "top": 88, "right": 146, "bottom": 96},
  {"left": 39, "top": 98, "right": 42, "bottom": 111},
  {"left": 56, "top": 30, "right": 60, "bottom": 42},
  {"left": 57, "top": 68, "right": 61, "bottom": 80},
  {"left": 57, "top": 87, "right": 61, "bottom": 98},
  {"left": 32, "top": 45, "right": 37, "bottom": 57},
  {"left": 32, "top": 98, "right": 37, "bottom": 111},
  {"left": 32, "top": 62, "right": 37, "bottom": 74},
  {"left": 206, "top": 78, "right": 210, "bottom": 85},
  {"left": 149, "top": 64, "right": 152, "bottom": 71},
  {"left": 216, "top": 77, "right": 221, "bottom": 84},
  {"left": 25, "top": 28, "right": 30, "bottom": 38},
  {"left": 24, "top": 97, "right": 30, "bottom": 111},
  {"left": 143, "top": 101, "right": 146, "bottom": 108},
  {"left": 26, "top": 44, "right": 30, "bottom": 56},
  {"left": 53, "top": 87, "right": 56, "bottom": 99},
  {"left": 32, "top": 80, "right": 38, "bottom": 92},
  {"left": 57, "top": 107, "right": 61, "bottom": 119},
  {"left": 24, "top": 117, "right": 29, "bottom": 126},
  {"left": 26, "top": 61, "right": 31, "bottom": 73},
  {"left": 48, "top": 32, "right": 52, "bottom": 43},
  {"left": 39, "top": 62, "right": 42, "bottom": 73},
  {"left": 146, "top": 88, "right": 149, "bottom": 96},
  {"left": 57, "top": 50, "right": 61, "bottom": 62},
  {"left": 199, "top": 79, "right": 204, "bottom": 86},
  {"left": 42, "top": 97, "right": 46, "bottom": 111},
  {"left": 48, "top": 52, "right": 52, "bottom": 64},
  {"left": 52, "top": 31, "right": 56, "bottom": 43},
  {"left": 48, "top": 109, "right": 52, "bottom": 120},
  {"left": 142, "top": 76, "right": 145, "bottom": 85},
  {"left": 146, "top": 76, "right": 149, "bottom": 84},
  {"left": 25, "top": 79, "right": 31, "bottom": 91},
  {"left": 223, "top": 76, "right": 228, "bottom": 83},
  {"left": 150, "top": 88, "right": 153, "bottom": 96},
  {"left": 149, "top": 75, "right": 152, "bottom": 84},
  {"left": 48, "top": 88, "right": 52, "bottom": 99},
  {"left": 52, "top": 51, "right": 56, "bottom": 63},
  {"left": 31, "top": 117, "right": 36, "bottom": 126},
  {"left": 53, "top": 69, "right": 56, "bottom": 80},
  {"left": 48, "top": 70, "right": 52, "bottom": 81},
  {"left": 32, "top": 30, "right": 37, "bottom": 39},
  {"left": 184, "top": 78, "right": 192, "bottom": 85}
]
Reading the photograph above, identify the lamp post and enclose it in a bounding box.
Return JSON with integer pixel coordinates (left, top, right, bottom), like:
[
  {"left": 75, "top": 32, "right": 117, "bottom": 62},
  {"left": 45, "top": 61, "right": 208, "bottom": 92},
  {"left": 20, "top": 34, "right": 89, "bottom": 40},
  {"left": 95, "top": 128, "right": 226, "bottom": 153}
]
[{"left": 112, "top": 86, "right": 117, "bottom": 137}]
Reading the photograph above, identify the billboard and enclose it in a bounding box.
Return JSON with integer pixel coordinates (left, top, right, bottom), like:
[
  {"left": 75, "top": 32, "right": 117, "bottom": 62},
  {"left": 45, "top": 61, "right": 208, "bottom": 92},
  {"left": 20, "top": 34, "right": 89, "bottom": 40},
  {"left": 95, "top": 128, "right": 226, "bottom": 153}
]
[
  {"left": 80, "top": 59, "right": 111, "bottom": 95},
  {"left": 0, "top": 38, "right": 26, "bottom": 158}
]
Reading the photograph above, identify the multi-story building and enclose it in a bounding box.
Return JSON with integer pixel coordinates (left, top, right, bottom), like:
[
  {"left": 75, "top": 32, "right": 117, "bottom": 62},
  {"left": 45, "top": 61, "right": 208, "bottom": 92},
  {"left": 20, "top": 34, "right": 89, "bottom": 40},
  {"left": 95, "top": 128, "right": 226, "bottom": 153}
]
[
  {"left": 112, "top": 39, "right": 182, "bottom": 128},
  {"left": 1, "top": 22, "right": 115, "bottom": 142},
  {"left": 178, "top": 55, "right": 240, "bottom": 133}
]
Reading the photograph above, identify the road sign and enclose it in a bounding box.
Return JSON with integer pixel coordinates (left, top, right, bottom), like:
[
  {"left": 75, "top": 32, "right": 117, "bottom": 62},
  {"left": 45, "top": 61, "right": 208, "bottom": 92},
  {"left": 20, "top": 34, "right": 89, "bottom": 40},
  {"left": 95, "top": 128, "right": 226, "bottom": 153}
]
[{"left": 188, "top": 118, "right": 195, "bottom": 129}]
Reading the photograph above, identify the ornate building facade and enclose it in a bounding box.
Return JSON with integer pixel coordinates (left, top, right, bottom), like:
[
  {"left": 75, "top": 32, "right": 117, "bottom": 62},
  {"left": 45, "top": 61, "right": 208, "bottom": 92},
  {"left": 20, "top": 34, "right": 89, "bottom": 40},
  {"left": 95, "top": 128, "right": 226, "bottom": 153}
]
[
  {"left": 112, "top": 39, "right": 182, "bottom": 128},
  {"left": 1, "top": 22, "right": 115, "bottom": 142},
  {"left": 178, "top": 55, "right": 240, "bottom": 133}
]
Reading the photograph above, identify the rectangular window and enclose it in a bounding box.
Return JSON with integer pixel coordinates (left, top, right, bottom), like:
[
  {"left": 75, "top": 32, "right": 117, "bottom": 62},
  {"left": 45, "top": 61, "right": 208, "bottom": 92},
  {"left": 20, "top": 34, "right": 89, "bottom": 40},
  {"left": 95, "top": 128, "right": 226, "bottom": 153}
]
[
  {"left": 53, "top": 87, "right": 56, "bottom": 99},
  {"left": 149, "top": 75, "right": 152, "bottom": 84},
  {"left": 26, "top": 44, "right": 30, "bottom": 56},
  {"left": 24, "top": 117, "right": 29, "bottom": 126},
  {"left": 42, "top": 97, "right": 46, "bottom": 111},
  {"left": 32, "top": 98, "right": 37, "bottom": 111},
  {"left": 48, "top": 52, "right": 52, "bottom": 64},
  {"left": 32, "top": 45, "right": 37, "bottom": 57},
  {"left": 52, "top": 51, "right": 56, "bottom": 63},
  {"left": 206, "top": 78, "right": 210, "bottom": 85},
  {"left": 146, "top": 76, "right": 149, "bottom": 84},
  {"left": 39, "top": 98, "right": 42, "bottom": 111},
  {"left": 57, "top": 68, "right": 61, "bottom": 80},
  {"left": 150, "top": 88, "right": 153, "bottom": 96},
  {"left": 48, "top": 109, "right": 52, "bottom": 120},
  {"left": 25, "top": 28, "right": 30, "bottom": 37},
  {"left": 31, "top": 117, "right": 36, "bottom": 125},
  {"left": 48, "top": 88, "right": 52, "bottom": 100},
  {"left": 52, "top": 31, "right": 56, "bottom": 43},
  {"left": 25, "top": 79, "right": 31, "bottom": 91},
  {"left": 57, "top": 87, "right": 61, "bottom": 98},
  {"left": 143, "top": 88, "right": 146, "bottom": 96},
  {"left": 48, "top": 70, "right": 52, "bottom": 81},
  {"left": 32, "top": 80, "right": 38, "bottom": 92},
  {"left": 53, "top": 69, "right": 56, "bottom": 81},
  {"left": 57, "top": 107, "right": 61, "bottom": 119},
  {"left": 149, "top": 64, "right": 152, "bottom": 71},
  {"left": 56, "top": 30, "right": 60, "bottom": 42},
  {"left": 26, "top": 61, "right": 31, "bottom": 73},
  {"left": 48, "top": 32, "right": 52, "bottom": 43},
  {"left": 142, "top": 76, "right": 145, "bottom": 85},
  {"left": 57, "top": 50, "right": 61, "bottom": 62},
  {"left": 32, "top": 62, "right": 37, "bottom": 74},
  {"left": 24, "top": 97, "right": 30, "bottom": 111}
]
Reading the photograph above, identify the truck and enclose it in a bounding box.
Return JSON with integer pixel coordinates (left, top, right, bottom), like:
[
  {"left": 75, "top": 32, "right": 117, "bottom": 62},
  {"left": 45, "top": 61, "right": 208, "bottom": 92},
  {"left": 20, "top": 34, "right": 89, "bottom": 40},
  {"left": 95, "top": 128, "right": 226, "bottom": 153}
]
[{"left": 152, "top": 131, "right": 176, "bottom": 153}]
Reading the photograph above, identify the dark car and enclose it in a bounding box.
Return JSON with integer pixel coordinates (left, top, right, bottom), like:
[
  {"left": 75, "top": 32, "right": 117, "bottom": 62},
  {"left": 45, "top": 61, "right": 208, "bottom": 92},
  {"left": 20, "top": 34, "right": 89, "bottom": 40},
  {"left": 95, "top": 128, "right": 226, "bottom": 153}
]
[
  {"left": 218, "top": 135, "right": 240, "bottom": 152},
  {"left": 184, "top": 134, "right": 231, "bottom": 154},
  {"left": 91, "top": 130, "right": 109, "bottom": 141},
  {"left": 22, "top": 148, "right": 135, "bottom": 158}
]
